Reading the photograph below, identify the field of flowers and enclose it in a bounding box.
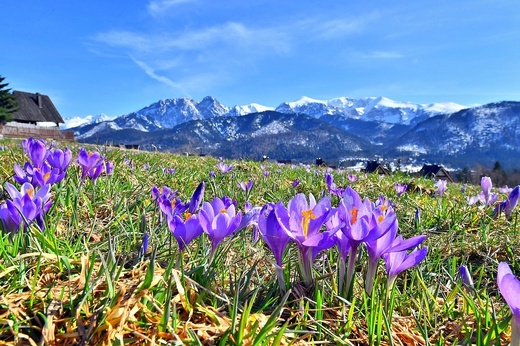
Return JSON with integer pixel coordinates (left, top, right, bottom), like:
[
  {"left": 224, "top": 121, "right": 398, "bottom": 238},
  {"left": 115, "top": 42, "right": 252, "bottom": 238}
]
[{"left": 0, "top": 137, "right": 519, "bottom": 346}]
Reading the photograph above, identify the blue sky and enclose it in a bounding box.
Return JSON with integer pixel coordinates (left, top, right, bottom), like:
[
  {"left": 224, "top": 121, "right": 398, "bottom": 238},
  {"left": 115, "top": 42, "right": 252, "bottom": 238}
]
[{"left": 2, "top": 0, "right": 519, "bottom": 118}]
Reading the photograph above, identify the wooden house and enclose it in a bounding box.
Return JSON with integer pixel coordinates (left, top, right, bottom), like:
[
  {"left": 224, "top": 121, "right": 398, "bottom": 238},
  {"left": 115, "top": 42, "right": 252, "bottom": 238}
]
[
  {"left": 418, "top": 164, "right": 454, "bottom": 182},
  {"left": 365, "top": 161, "right": 390, "bottom": 175},
  {"left": 11, "top": 91, "right": 64, "bottom": 126},
  {"left": 0, "top": 91, "right": 74, "bottom": 140}
]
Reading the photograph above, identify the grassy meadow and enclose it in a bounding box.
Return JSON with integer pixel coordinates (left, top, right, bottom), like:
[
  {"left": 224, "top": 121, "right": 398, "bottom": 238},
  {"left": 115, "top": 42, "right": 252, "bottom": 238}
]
[{"left": 0, "top": 137, "right": 519, "bottom": 346}]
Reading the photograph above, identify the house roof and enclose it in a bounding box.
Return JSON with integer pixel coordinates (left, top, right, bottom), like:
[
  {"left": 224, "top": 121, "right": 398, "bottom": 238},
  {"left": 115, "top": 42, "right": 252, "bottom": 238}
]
[
  {"left": 419, "top": 164, "right": 454, "bottom": 182},
  {"left": 365, "top": 161, "right": 389, "bottom": 175},
  {"left": 11, "top": 91, "right": 64, "bottom": 124}
]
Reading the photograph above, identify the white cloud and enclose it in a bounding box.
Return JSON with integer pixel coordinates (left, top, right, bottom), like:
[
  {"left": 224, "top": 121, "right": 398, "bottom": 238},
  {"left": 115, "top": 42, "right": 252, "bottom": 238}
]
[
  {"left": 90, "top": 5, "right": 387, "bottom": 97},
  {"left": 131, "top": 57, "right": 183, "bottom": 90},
  {"left": 94, "top": 31, "right": 155, "bottom": 52},
  {"left": 303, "top": 12, "right": 380, "bottom": 40},
  {"left": 94, "top": 22, "right": 290, "bottom": 54},
  {"left": 147, "top": 0, "right": 194, "bottom": 17}
]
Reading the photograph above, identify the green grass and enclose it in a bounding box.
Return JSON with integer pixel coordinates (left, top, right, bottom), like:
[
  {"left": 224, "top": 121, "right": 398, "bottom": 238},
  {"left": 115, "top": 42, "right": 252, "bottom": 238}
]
[{"left": 0, "top": 138, "right": 518, "bottom": 345}]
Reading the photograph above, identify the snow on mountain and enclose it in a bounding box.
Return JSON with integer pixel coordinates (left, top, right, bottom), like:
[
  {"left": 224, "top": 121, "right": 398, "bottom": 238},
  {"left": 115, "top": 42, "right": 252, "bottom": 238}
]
[
  {"left": 71, "top": 96, "right": 519, "bottom": 169},
  {"left": 68, "top": 95, "right": 466, "bottom": 133},
  {"left": 390, "top": 101, "right": 520, "bottom": 167},
  {"left": 275, "top": 96, "right": 340, "bottom": 118},
  {"left": 421, "top": 102, "right": 466, "bottom": 114},
  {"left": 61, "top": 113, "right": 115, "bottom": 129},
  {"left": 75, "top": 121, "right": 122, "bottom": 140},
  {"left": 275, "top": 96, "right": 467, "bottom": 125},
  {"left": 125, "top": 96, "right": 230, "bottom": 129},
  {"left": 229, "top": 103, "right": 275, "bottom": 116}
]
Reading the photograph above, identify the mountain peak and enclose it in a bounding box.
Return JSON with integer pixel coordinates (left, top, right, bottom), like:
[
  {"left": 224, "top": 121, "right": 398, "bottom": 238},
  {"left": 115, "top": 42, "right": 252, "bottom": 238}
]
[{"left": 289, "top": 96, "right": 326, "bottom": 107}]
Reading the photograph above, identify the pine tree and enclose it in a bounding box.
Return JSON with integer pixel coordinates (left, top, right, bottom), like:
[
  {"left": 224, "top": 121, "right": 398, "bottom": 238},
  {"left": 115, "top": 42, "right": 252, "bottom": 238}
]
[{"left": 0, "top": 75, "right": 18, "bottom": 123}]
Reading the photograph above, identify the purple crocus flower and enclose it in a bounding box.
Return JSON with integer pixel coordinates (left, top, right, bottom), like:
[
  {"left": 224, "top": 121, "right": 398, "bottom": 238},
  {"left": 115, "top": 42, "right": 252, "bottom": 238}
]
[
  {"left": 0, "top": 200, "right": 26, "bottom": 233},
  {"left": 481, "top": 176, "right": 492, "bottom": 201},
  {"left": 365, "top": 202, "right": 427, "bottom": 294},
  {"left": 46, "top": 147, "right": 72, "bottom": 173},
  {"left": 199, "top": 197, "right": 242, "bottom": 264},
  {"left": 168, "top": 213, "right": 204, "bottom": 251},
  {"left": 188, "top": 182, "right": 205, "bottom": 214},
  {"left": 238, "top": 180, "right": 254, "bottom": 193},
  {"left": 325, "top": 173, "right": 344, "bottom": 197},
  {"left": 216, "top": 162, "right": 233, "bottom": 174},
  {"left": 497, "top": 262, "right": 520, "bottom": 345},
  {"left": 495, "top": 186, "right": 520, "bottom": 218},
  {"left": 13, "top": 162, "right": 35, "bottom": 185},
  {"left": 338, "top": 187, "right": 390, "bottom": 296},
  {"left": 0, "top": 182, "right": 52, "bottom": 232},
  {"left": 209, "top": 171, "right": 216, "bottom": 179},
  {"left": 139, "top": 232, "right": 149, "bottom": 257},
  {"left": 258, "top": 203, "right": 292, "bottom": 292},
  {"left": 292, "top": 179, "right": 300, "bottom": 188},
  {"left": 414, "top": 208, "right": 421, "bottom": 226},
  {"left": 264, "top": 171, "right": 270, "bottom": 178},
  {"left": 275, "top": 193, "right": 332, "bottom": 286},
  {"left": 151, "top": 185, "right": 176, "bottom": 202},
  {"left": 13, "top": 141, "right": 70, "bottom": 188},
  {"left": 499, "top": 186, "right": 513, "bottom": 194},
  {"left": 394, "top": 184, "right": 407, "bottom": 196},
  {"left": 23, "top": 138, "right": 48, "bottom": 169},
  {"left": 459, "top": 265, "right": 474, "bottom": 293},
  {"left": 86, "top": 161, "right": 105, "bottom": 182},
  {"left": 76, "top": 148, "right": 105, "bottom": 182},
  {"left": 32, "top": 165, "right": 64, "bottom": 187},
  {"left": 382, "top": 246, "right": 428, "bottom": 290},
  {"left": 469, "top": 176, "right": 498, "bottom": 206},
  {"left": 105, "top": 160, "right": 114, "bottom": 175},
  {"left": 364, "top": 209, "right": 399, "bottom": 294},
  {"left": 325, "top": 173, "right": 336, "bottom": 192},
  {"left": 348, "top": 174, "right": 358, "bottom": 183},
  {"left": 435, "top": 180, "right": 447, "bottom": 197}
]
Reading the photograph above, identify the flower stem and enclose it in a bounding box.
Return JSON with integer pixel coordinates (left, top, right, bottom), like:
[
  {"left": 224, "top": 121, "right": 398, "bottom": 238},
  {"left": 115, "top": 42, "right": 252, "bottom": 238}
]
[
  {"left": 275, "top": 265, "right": 286, "bottom": 294},
  {"left": 345, "top": 245, "right": 358, "bottom": 299},
  {"left": 365, "top": 259, "right": 378, "bottom": 295}
]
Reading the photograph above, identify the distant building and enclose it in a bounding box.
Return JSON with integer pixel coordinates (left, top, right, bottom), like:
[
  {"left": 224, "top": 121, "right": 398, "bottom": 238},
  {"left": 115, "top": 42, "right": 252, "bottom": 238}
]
[
  {"left": 365, "top": 160, "right": 390, "bottom": 175},
  {"left": 419, "top": 164, "right": 454, "bottom": 182},
  {"left": 11, "top": 91, "right": 64, "bottom": 126},
  {"left": 0, "top": 91, "right": 73, "bottom": 140}
]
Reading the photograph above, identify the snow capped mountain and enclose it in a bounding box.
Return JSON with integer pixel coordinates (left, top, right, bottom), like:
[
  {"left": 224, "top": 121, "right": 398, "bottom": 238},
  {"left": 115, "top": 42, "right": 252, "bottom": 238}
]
[
  {"left": 228, "top": 103, "right": 275, "bottom": 116},
  {"left": 390, "top": 101, "right": 520, "bottom": 168},
  {"left": 275, "top": 96, "right": 341, "bottom": 118},
  {"left": 123, "top": 96, "right": 230, "bottom": 130},
  {"left": 70, "top": 95, "right": 519, "bottom": 169},
  {"left": 275, "top": 96, "right": 467, "bottom": 125},
  {"left": 68, "top": 95, "right": 466, "bottom": 131},
  {"left": 61, "top": 113, "right": 115, "bottom": 129}
]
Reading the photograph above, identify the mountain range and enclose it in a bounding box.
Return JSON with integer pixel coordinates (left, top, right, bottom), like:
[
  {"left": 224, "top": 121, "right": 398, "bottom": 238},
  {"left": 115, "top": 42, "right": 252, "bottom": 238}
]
[{"left": 64, "top": 96, "right": 520, "bottom": 170}]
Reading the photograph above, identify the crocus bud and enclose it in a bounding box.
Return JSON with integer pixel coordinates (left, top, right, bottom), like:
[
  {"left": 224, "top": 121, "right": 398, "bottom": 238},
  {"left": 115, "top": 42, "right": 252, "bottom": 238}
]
[{"left": 459, "top": 265, "right": 474, "bottom": 292}]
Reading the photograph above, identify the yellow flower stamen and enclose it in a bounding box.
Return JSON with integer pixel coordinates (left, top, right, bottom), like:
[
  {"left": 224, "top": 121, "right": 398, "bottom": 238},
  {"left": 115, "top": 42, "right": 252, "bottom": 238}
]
[
  {"left": 220, "top": 208, "right": 228, "bottom": 213},
  {"left": 184, "top": 212, "right": 192, "bottom": 221},
  {"left": 350, "top": 207, "right": 359, "bottom": 223},
  {"left": 44, "top": 172, "right": 51, "bottom": 182},
  {"left": 27, "top": 188, "right": 34, "bottom": 199},
  {"left": 301, "top": 209, "right": 316, "bottom": 238},
  {"left": 378, "top": 215, "right": 384, "bottom": 223}
]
